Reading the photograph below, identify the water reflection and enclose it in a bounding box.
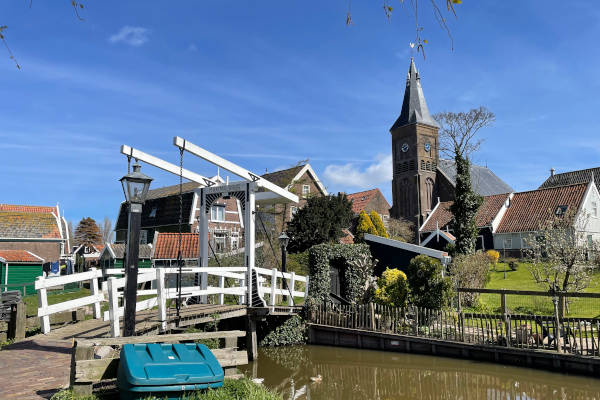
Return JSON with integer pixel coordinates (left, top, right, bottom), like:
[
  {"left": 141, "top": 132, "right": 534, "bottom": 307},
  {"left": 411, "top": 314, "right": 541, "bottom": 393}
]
[{"left": 240, "top": 345, "right": 600, "bottom": 400}]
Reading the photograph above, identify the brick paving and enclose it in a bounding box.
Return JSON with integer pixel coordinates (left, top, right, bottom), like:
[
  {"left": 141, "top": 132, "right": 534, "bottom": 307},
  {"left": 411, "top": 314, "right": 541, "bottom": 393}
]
[{"left": 0, "top": 337, "right": 73, "bottom": 399}]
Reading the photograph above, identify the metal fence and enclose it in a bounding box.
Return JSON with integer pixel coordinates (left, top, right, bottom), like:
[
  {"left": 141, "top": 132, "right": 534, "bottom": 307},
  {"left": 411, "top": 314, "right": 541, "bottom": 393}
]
[{"left": 309, "top": 300, "right": 600, "bottom": 357}]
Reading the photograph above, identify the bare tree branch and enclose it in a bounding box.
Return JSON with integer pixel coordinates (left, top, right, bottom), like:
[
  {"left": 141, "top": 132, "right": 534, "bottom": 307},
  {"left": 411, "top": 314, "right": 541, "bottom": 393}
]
[{"left": 433, "top": 106, "right": 495, "bottom": 159}]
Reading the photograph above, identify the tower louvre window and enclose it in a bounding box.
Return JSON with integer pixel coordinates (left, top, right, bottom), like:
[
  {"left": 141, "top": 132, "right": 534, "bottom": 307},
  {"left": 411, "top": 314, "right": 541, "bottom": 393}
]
[
  {"left": 410, "top": 160, "right": 415, "bottom": 170},
  {"left": 421, "top": 160, "right": 425, "bottom": 170},
  {"left": 432, "top": 162, "right": 437, "bottom": 171},
  {"left": 426, "top": 161, "right": 431, "bottom": 171}
]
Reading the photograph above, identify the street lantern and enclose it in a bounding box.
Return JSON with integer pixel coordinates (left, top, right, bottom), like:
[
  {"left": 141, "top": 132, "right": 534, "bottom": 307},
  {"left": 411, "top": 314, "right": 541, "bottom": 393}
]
[
  {"left": 120, "top": 162, "right": 153, "bottom": 204},
  {"left": 120, "top": 162, "right": 152, "bottom": 337},
  {"left": 278, "top": 232, "right": 290, "bottom": 303},
  {"left": 278, "top": 231, "right": 290, "bottom": 250}
]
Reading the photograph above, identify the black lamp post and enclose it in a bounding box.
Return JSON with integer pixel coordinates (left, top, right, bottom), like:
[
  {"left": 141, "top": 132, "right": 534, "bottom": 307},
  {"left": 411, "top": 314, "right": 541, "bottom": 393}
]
[
  {"left": 120, "top": 162, "right": 153, "bottom": 337},
  {"left": 278, "top": 232, "right": 290, "bottom": 303}
]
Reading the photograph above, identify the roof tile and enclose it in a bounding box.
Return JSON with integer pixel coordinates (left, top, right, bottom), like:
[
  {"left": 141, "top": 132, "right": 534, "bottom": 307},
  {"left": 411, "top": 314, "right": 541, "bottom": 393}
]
[
  {"left": 154, "top": 233, "right": 199, "bottom": 259},
  {"left": 346, "top": 188, "right": 390, "bottom": 215},
  {"left": 0, "top": 250, "right": 44, "bottom": 263},
  {"left": 0, "top": 211, "right": 62, "bottom": 239},
  {"left": 0, "top": 204, "right": 57, "bottom": 214}
]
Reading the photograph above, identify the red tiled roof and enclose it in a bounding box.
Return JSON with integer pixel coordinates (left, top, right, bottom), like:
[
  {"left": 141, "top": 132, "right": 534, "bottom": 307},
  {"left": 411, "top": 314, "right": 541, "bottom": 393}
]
[
  {"left": 154, "top": 233, "right": 199, "bottom": 259},
  {"left": 0, "top": 250, "right": 44, "bottom": 263},
  {"left": 339, "top": 228, "right": 354, "bottom": 244},
  {"left": 0, "top": 211, "right": 62, "bottom": 239},
  {"left": 496, "top": 184, "right": 587, "bottom": 233},
  {"left": 346, "top": 188, "right": 389, "bottom": 215},
  {"left": 421, "top": 193, "right": 510, "bottom": 232},
  {"left": 0, "top": 204, "right": 57, "bottom": 214}
]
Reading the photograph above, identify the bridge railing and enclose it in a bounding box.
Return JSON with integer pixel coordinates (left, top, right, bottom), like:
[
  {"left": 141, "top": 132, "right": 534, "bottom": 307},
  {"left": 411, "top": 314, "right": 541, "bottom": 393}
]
[
  {"left": 253, "top": 267, "right": 309, "bottom": 309},
  {"left": 35, "top": 267, "right": 104, "bottom": 334}
]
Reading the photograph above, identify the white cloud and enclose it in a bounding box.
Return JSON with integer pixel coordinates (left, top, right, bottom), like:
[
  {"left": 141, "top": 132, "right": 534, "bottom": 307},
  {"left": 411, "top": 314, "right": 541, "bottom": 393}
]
[
  {"left": 109, "top": 26, "right": 149, "bottom": 46},
  {"left": 324, "top": 154, "right": 392, "bottom": 189}
]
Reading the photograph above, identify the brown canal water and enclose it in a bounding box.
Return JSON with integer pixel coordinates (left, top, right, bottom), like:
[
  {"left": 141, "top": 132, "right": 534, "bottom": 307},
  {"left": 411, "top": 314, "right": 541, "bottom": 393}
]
[{"left": 240, "top": 345, "right": 600, "bottom": 399}]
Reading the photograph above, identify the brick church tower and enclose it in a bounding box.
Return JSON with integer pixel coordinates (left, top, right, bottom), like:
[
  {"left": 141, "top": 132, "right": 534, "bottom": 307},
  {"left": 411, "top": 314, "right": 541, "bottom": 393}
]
[{"left": 390, "top": 58, "right": 440, "bottom": 226}]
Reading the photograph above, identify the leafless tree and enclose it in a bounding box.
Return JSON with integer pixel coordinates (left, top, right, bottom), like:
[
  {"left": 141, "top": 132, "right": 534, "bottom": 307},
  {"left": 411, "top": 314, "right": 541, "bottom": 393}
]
[
  {"left": 387, "top": 218, "right": 415, "bottom": 243},
  {"left": 434, "top": 106, "right": 495, "bottom": 158},
  {"left": 101, "top": 216, "right": 113, "bottom": 243},
  {"left": 526, "top": 210, "right": 596, "bottom": 294}
]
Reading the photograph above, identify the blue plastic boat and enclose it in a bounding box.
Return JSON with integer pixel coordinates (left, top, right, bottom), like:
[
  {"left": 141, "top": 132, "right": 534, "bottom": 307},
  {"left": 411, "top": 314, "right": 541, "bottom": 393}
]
[{"left": 117, "top": 343, "right": 225, "bottom": 400}]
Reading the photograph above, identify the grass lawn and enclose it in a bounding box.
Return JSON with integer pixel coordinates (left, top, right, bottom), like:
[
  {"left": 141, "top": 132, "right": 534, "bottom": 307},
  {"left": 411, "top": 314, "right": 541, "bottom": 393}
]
[
  {"left": 472, "top": 262, "right": 600, "bottom": 318},
  {"left": 23, "top": 288, "right": 91, "bottom": 317}
]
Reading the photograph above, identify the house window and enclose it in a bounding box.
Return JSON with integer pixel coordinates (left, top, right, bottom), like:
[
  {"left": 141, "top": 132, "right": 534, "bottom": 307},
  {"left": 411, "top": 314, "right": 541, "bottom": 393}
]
[
  {"left": 210, "top": 205, "right": 225, "bottom": 222},
  {"left": 592, "top": 202, "right": 598, "bottom": 217},
  {"left": 149, "top": 207, "right": 158, "bottom": 218},
  {"left": 588, "top": 235, "right": 593, "bottom": 247},
  {"left": 504, "top": 237, "right": 512, "bottom": 249},
  {"left": 214, "top": 232, "right": 226, "bottom": 252},
  {"left": 555, "top": 205, "right": 568, "bottom": 216},
  {"left": 290, "top": 206, "right": 298, "bottom": 218},
  {"left": 302, "top": 185, "right": 310, "bottom": 197},
  {"left": 231, "top": 233, "right": 239, "bottom": 250},
  {"left": 139, "top": 230, "right": 148, "bottom": 245}
]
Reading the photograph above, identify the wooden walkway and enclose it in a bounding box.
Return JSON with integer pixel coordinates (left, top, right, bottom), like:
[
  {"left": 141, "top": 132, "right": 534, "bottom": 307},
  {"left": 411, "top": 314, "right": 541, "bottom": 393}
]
[{"left": 0, "top": 304, "right": 247, "bottom": 399}]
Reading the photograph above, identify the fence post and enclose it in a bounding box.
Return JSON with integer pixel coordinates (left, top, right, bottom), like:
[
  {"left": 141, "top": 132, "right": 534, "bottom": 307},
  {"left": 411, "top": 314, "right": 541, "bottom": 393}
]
[
  {"left": 36, "top": 276, "right": 50, "bottom": 334},
  {"left": 89, "top": 268, "right": 101, "bottom": 320},
  {"left": 501, "top": 292, "right": 510, "bottom": 347},
  {"left": 107, "top": 277, "right": 120, "bottom": 337},
  {"left": 457, "top": 292, "right": 465, "bottom": 342},
  {"left": 8, "top": 301, "right": 25, "bottom": 340},
  {"left": 369, "top": 303, "right": 375, "bottom": 331},
  {"left": 156, "top": 268, "right": 167, "bottom": 333},
  {"left": 239, "top": 277, "right": 246, "bottom": 305},
  {"left": 218, "top": 275, "right": 225, "bottom": 305},
  {"left": 270, "top": 268, "right": 277, "bottom": 309},
  {"left": 288, "top": 272, "right": 296, "bottom": 306}
]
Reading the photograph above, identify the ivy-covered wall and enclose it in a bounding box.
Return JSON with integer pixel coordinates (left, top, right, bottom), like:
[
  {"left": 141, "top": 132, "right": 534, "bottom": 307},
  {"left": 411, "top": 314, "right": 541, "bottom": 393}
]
[{"left": 307, "top": 243, "right": 371, "bottom": 306}]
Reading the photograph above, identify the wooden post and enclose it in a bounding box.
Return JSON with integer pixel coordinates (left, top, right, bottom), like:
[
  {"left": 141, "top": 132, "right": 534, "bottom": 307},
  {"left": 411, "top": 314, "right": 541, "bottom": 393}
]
[
  {"left": 501, "top": 292, "right": 510, "bottom": 347},
  {"left": 107, "top": 277, "right": 120, "bottom": 337},
  {"left": 288, "top": 272, "right": 296, "bottom": 306},
  {"left": 156, "top": 268, "right": 167, "bottom": 332},
  {"left": 8, "top": 301, "right": 25, "bottom": 340},
  {"left": 70, "top": 341, "right": 94, "bottom": 396},
  {"left": 270, "top": 268, "right": 277, "bottom": 309},
  {"left": 239, "top": 277, "right": 246, "bottom": 305},
  {"left": 89, "top": 268, "right": 101, "bottom": 320},
  {"left": 369, "top": 303, "right": 375, "bottom": 331},
  {"left": 245, "top": 188, "right": 256, "bottom": 307},
  {"left": 36, "top": 276, "right": 50, "bottom": 334},
  {"left": 458, "top": 293, "right": 465, "bottom": 342},
  {"left": 199, "top": 189, "right": 209, "bottom": 305},
  {"left": 246, "top": 317, "right": 258, "bottom": 361}
]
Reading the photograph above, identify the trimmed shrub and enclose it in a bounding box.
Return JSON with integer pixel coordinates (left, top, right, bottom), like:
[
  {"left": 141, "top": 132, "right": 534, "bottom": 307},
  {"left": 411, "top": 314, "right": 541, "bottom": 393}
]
[
  {"left": 374, "top": 268, "right": 409, "bottom": 307},
  {"left": 355, "top": 210, "right": 377, "bottom": 242},
  {"left": 369, "top": 211, "right": 389, "bottom": 238},
  {"left": 406, "top": 255, "right": 454, "bottom": 310},
  {"left": 307, "top": 243, "right": 372, "bottom": 307}
]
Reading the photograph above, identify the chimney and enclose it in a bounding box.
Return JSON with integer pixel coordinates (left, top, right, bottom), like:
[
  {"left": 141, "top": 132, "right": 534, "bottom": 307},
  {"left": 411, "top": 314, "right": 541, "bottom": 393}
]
[{"left": 550, "top": 168, "right": 555, "bottom": 177}]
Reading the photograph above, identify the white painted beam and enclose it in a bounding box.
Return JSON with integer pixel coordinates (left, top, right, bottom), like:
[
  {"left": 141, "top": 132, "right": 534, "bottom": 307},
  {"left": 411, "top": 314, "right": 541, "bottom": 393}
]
[
  {"left": 120, "top": 145, "right": 217, "bottom": 187},
  {"left": 173, "top": 137, "right": 298, "bottom": 203}
]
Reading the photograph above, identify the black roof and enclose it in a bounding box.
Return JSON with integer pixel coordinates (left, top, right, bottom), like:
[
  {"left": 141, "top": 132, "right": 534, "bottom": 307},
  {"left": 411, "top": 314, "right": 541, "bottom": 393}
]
[
  {"left": 437, "top": 159, "right": 514, "bottom": 196},
  {"left": 539, "top": 167, "right": 600, "bottom": 190},
  {"left": 390, "top": 58, "right": 439, "bottom": 131}
]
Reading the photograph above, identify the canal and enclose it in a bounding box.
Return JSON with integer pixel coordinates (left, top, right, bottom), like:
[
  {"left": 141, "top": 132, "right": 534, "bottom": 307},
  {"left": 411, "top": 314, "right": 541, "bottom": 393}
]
[{"left": 240, "top": 345, "right": 600, "bottom": 399}]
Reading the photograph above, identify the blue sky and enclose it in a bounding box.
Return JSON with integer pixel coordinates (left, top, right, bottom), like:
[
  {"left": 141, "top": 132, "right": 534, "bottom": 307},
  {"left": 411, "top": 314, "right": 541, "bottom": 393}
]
[{"left": 1, "top": 1, "right": 600, "bottom": 226}]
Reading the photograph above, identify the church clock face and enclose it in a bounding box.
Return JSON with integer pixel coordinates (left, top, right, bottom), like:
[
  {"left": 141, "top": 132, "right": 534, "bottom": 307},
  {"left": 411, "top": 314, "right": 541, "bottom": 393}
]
[
  {"left": 424, "top": 142, "right": 431, "bottom": 152},
  {"left": 401, "top": 143, "right": 409, "bottom": 153}
]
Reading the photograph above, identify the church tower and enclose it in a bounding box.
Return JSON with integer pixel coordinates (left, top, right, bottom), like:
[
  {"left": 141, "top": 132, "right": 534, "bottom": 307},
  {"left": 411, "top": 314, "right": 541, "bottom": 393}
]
[{"left": 390, "top": 58, "right": 439, "bottom": 227}]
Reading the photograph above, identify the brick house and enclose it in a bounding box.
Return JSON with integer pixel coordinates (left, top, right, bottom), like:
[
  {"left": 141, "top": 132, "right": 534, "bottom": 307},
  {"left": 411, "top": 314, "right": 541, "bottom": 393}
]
[
  {"left": 115, "top": 175, "right": 244, "bottom": 253},
  {"left": 0, "top": 204, "right": 70, "bottom": 263},
  {"left": 346, "top": 188, "right": 391, "bottom": 223},
  {"left": 259, "top": 163, "right": 328, "bottom": 232}
]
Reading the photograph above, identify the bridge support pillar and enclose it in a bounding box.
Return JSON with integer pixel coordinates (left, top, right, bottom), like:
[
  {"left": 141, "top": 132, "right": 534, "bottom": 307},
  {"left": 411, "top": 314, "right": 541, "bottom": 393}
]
[{"left": 246, "top": 316, "right": 258, "bottom": 361}]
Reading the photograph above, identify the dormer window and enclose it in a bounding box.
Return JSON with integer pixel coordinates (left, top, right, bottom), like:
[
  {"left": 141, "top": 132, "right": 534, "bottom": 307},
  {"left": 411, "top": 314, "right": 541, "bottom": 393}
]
[
  {"left": 555, "top": 205, "right": 568, "bottom": 216},
  {"left": 149, "top": 207, "right": 158, "bottom": 218}
]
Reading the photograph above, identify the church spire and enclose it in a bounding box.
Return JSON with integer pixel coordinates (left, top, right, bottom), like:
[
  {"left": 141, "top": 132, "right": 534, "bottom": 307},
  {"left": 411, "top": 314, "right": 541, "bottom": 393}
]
[{"left": 390, "top": 58, "right": 439, "bottom": 130}]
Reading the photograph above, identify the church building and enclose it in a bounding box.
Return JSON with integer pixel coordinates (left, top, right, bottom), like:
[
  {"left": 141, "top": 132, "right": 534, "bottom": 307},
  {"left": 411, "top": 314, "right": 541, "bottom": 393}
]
[{"left": 390, "top": 59, "right": 513, "bottom": 227}]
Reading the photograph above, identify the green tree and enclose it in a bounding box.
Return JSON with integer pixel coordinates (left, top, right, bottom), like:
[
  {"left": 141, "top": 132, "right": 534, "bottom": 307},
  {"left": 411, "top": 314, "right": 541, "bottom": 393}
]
[
  {"left": 354, "top": 210, "right": 377, "bottom": 242},
  {"left": 74, "top": 217, "right": 101, "bottom": 247},
  {"left": 369, "top": 211, "right": 389, "bottom": 238},
  {"left": 434, "top": 107, "right": 495, "bottom": 255},
  {"left": 286, "top": 194, "right": 353, "bottom": 253}
]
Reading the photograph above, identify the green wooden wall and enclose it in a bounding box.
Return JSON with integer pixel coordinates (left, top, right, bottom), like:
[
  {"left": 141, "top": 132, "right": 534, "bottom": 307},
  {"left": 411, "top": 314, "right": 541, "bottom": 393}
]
[{"left": 0, "top": 262, "right": 42, "bottom": 296}]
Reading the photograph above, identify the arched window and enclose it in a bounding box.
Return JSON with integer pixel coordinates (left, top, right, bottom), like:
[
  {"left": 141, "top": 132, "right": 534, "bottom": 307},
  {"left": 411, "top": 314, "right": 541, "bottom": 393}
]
[
  {"left": 426, "top": 161, "right": 431, "bottom": 171},
  {"left": 425, "top": 178, "right": 435, "bottom": 211},
  {"left": 421, "top": 160, "right": 425, "bottom": 170}
]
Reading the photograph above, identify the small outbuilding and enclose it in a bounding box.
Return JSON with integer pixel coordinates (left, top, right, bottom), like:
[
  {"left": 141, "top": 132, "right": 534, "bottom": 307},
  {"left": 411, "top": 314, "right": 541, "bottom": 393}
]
[
  {"left": 364, "top": 233, "right": 451, "bottom": 275},
  {"left": 0, "top": 250, "right": 44, "bottom": 295},
  {"left": 99, "top": 243, "right": 153, "bottom": 269}
]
